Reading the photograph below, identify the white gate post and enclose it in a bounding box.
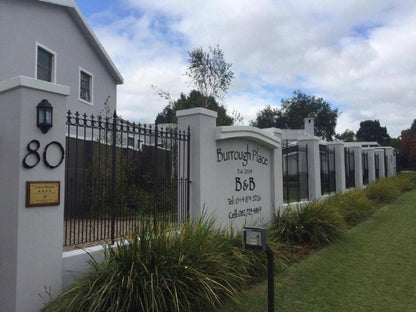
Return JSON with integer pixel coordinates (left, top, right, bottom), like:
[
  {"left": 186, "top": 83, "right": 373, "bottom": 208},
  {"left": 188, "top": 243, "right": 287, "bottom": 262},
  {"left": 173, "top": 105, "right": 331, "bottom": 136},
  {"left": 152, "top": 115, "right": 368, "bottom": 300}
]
[
  {"left": 327, "top": 141, "right": 346, "bottom": 193},
  {"left": 0, "top": 77, "right": 68, "bottom": 312},
  {"left": 176, "top": 108, "right": 217, "bottom": 221},
  {"left": 298, "top": 137, "right": 321, "bottom": 201},
  {"left": 263, "top": 128, "right": 284, "bottom": 214},
  {"left": 384, "top": 147, "right": 394, "bottom": 177},
  {"left": 375, "top": 149, "right": 386, "bottom": 179},
  {"left": 352, "top": 146, "right": 363, "bottom": 189},
  {"left": 367, "top": 148, "right": 376, "bottom": 183}
]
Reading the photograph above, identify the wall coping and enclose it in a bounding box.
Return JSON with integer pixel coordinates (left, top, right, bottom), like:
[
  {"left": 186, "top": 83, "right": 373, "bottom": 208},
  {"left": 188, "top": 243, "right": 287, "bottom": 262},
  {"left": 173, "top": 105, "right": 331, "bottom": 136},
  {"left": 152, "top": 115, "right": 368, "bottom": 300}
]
[
  {"left": 297, "top": 136, "right": 320, "bottom": 142},
  {"left": 176, "top": 107, "right": 218, "bottom": 118},
  {"left": 326, "top": 141, "right": 345, "bottom": 146},
  {"left": 216, "top": 126, "right": 281, "bottom": 149},
  {"left": 362, "top": 147, "right": 376, "bottom": 151},
  {"left": 261, "top": 127, "right": 283, "bottom": 138},
  {"left": 0, "top": 76, "right": 70, "bottom": 95}
]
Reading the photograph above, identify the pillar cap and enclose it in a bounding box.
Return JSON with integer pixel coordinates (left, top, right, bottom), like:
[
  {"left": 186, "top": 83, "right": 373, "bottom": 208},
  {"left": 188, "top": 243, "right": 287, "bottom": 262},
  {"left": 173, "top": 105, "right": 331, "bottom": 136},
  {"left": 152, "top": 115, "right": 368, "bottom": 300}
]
[
  {"left": 216, "top": 126, "right": 280, "bottom": 148},
  {"left": 176, "top": 107, "right": 218, "bottom": 118}
]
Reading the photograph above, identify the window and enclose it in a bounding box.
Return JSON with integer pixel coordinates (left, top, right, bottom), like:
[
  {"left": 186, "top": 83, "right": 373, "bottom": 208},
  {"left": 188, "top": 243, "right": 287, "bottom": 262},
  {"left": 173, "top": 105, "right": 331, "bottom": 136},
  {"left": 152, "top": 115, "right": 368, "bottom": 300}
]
[
  {"left": 79, "top": 68, "right": 93, "bottom": 104},
  {"left": 36, "top": 44, "right": 55, "bottom": 82}
]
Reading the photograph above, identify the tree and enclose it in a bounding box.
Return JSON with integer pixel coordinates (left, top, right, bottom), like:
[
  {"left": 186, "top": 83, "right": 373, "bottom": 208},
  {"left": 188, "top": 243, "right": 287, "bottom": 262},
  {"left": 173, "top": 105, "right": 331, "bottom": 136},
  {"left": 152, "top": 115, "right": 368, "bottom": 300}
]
[
  {"left": 155, "top": 45, "right": 236, "bottom": 125},
  {"left": 186, "top": 45, "right": 234, "bottom": 105},
  {"left": 251, "top": 90, "right": 339, "bottom": 141},
  {"left": 398, "top": 119, "right": 416, "bottom": 169},
  {"left": 155, "top": 90, "right": 233, "bottom": 126},
  {"left": 356, "top": 120, "right": 390, "bottom": 145},
  {"left": 335, "top": 129, "right": 356, "bottom": 142}
]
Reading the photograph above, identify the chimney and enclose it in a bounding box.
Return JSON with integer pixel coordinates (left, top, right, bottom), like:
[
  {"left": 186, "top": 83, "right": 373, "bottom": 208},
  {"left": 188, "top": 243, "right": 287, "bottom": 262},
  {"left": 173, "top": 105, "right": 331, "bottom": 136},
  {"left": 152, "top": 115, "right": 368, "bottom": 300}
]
[{"left": 304, "top": 118, "right": 314, "bottom": 136}]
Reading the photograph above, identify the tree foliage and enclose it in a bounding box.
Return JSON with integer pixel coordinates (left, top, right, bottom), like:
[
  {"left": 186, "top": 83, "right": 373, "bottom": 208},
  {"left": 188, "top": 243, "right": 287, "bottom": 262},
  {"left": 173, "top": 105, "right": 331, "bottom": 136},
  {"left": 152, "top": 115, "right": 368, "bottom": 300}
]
[
  {"left": 155, "top": 90, "right": 233, "bottom": 126},
  {"left": 251, "top": 90, "right": 339, "bottom": 141},
  {"left": 356, "top": 120, "right": 390, "bottom": 145},
  {"left": 335, "top": 129, "right": 356, "bottom": 142},
  {"left": 186, "top": 45, "right": 234, "bottom": 104},
  {"left": 399, "top": 119, "right": 416, "bottom": 169},
  {"left": 155, "top": 45, "right": 235, "bottom": 125}
]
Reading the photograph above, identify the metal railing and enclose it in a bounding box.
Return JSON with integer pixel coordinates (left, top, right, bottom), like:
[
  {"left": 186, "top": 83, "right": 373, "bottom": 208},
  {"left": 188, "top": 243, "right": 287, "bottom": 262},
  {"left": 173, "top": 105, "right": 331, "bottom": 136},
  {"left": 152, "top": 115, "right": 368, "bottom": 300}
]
[
  {"left": 345, "top": 148, "right": 355, "bottom": 188},
  {"left": 362, "top": 151, "right": 369, "bottom": 185},
  {"left": 282, "top": 140, "right": 309, "bottom": 203},
  {"left": 64, "top": 111, "right": 190, "bottom": 247},
  {"left": 320, "top": 145, "right": 336, "bottom": 195}
]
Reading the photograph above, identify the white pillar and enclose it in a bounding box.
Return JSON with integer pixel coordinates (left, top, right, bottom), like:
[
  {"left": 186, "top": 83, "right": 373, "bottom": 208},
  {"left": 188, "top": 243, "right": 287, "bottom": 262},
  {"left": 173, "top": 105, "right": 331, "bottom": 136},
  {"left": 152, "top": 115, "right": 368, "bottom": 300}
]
[
  {"left": 375, "top": 149, "right": 385, "bottom": 179},
  {"left": 0, "top": 76, "right": 69, "bottom": 312},
  {"left": 176, "top": 108, "right": 217, "bottom": 220},
  {"left": 366, "top": 148, "right": 376, "bottom": 183},
  {"left": 298, "top": 137, "right": 321, "bottom": 201},
  {"left": 327, "top": 141, "right": 346, "bottom": 193},
  {"left": 263, "top": 128, "right": 284, "bottom": 213},
  {"left": 352, "top": 146, "right": 363, "bottom": 189},
  {"left": 384, "top": 147, "right": 394, "bottom": 177}
]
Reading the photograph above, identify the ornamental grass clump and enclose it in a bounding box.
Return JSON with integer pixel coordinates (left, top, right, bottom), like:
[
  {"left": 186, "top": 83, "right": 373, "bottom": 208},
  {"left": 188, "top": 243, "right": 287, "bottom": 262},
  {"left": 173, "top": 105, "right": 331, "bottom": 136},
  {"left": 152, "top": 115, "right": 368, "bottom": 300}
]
[
  {"left": 389, "top": 172, "right": 416, "bottom": 193},
  {"left": 323, "top": 190, "right": 375, "bottom": 227},
  {"left": 42, "top": 218, "right": 257, "bottom": 312},
  {"left": 270, "top": 201, "right": 346, "bottom": 246},
  {"left": 365, "top": 178, "right": 401, "bottom": 204}
]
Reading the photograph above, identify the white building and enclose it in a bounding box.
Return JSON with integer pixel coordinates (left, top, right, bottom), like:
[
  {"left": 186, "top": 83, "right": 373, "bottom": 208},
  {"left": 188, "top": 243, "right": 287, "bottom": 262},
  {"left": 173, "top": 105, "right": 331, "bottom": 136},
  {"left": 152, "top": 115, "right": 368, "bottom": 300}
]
[{"left": 0, "top": 0, "right": 123, "bottom": 115}]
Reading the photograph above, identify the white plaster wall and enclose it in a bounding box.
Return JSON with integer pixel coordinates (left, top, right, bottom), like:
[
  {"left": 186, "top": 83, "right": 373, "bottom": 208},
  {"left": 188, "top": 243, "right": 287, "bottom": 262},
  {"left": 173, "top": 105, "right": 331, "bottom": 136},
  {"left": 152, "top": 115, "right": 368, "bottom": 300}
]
[
  {"left": 0, "top": 81, "right": 68, "bottom": 312},
  {"left": 62, "top": 246, "right": 105, "bottom": 290}
]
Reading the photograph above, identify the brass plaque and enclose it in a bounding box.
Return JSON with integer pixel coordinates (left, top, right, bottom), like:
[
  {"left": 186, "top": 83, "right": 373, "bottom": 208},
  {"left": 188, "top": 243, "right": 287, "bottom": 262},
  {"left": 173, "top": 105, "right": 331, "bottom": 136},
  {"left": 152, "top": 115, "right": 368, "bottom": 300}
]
[{"left": 26, "top": 181, "right": 60, "bottom": 207}]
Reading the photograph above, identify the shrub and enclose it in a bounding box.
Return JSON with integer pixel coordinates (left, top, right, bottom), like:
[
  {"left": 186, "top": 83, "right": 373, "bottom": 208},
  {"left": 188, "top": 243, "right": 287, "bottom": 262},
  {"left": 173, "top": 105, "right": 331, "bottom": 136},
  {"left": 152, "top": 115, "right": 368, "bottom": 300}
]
[
  {"left": 323, "top": 190, "right": 375, "bottom": 227},
  {"left": 365, "top": 179, "right": 401, "bottom": 204},
  {"left": 42, "top": 218, "right": 286, "bottom": 312},
  {"left": 389, "top": 172, "right": 416, "bottom": 193},
  {"left": 270, "top": 201, "right": 346, "bottom": 246}
]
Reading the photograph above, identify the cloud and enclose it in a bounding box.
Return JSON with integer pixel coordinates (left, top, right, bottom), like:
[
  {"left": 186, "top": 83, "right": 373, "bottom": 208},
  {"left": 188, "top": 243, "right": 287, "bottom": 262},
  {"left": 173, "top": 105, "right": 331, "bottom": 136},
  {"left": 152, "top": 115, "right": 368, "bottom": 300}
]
[{"left": 83, "top": 0, "right": 416, "bottom": 136}]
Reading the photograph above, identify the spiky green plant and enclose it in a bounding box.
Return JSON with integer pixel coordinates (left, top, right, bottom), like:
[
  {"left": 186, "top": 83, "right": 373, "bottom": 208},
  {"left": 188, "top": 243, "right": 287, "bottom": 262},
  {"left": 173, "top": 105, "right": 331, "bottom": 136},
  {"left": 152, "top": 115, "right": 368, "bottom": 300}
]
[
  {"left": 365, "top": 179, "right": 401, "bottom": 204},
  {"left": 43, "top": 218, "right": 283, "bottom": 312},
  {"left": 270, "top": 202, "right": 346, "bottom": 246},
  {"left": 323, "top": 190, "right": 375, "bottom": 227}
]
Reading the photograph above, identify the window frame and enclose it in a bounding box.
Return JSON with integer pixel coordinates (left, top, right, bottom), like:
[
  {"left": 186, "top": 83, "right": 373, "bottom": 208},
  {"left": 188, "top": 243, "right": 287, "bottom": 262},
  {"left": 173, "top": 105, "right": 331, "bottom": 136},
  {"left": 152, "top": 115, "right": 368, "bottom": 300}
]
[
  {"left": 79, "top": 67, "right": 94, "bottom": 105},
  {"left": 35, "top": 42, "right": 56, "bottom": 83}
]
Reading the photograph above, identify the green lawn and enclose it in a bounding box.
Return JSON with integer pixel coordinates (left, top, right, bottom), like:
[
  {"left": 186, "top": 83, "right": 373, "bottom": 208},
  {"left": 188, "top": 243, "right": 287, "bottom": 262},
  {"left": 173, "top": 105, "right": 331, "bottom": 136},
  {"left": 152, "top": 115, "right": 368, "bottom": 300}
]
[{"left": 223, "top": 189, "right": 416, "bottom": 312}]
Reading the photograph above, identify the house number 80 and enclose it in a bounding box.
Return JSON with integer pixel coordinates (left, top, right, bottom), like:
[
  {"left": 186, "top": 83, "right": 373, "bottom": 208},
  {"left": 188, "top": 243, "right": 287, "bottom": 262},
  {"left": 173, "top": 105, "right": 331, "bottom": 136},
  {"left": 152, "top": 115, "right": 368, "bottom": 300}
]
[{"left": 22, "top": 139, "right": 65, "bottom": 169}]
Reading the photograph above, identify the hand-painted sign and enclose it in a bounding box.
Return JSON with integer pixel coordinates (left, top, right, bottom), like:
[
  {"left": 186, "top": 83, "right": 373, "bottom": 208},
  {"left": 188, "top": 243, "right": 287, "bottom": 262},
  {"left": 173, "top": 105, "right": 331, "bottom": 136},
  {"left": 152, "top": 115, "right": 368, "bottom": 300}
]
[{"left": 215, "top": 140, "right": 273, "bottom": 229}]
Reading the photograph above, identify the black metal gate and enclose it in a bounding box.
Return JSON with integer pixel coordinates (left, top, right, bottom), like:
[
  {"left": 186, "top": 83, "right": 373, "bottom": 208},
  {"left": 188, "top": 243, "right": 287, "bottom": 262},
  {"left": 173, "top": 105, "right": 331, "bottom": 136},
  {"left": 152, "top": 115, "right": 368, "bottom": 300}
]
[
  {"left": 64, "top": 111, "right": 190, "bottom": 247},
  {"left": 375, "top": 153, "right": 380, "bottom": 179},
  {"left": 282, "top": 140, "right": 309, "bottom": 203},
  {"left": 320, "top": 145, "right": 336, "bottom": 195},
  {"left": 345, "top": 148, "right": 355, "bottom": 188},
  {"left": 362, "top": 151, "right": 369, "bottom": 185}
]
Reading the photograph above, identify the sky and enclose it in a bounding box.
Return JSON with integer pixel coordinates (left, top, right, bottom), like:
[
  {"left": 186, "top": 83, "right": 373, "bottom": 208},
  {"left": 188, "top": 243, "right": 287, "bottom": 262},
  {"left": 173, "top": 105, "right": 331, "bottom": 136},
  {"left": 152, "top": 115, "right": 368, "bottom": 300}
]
[{"left": 75, "top": 0, "right": 416, "bottom": 138}]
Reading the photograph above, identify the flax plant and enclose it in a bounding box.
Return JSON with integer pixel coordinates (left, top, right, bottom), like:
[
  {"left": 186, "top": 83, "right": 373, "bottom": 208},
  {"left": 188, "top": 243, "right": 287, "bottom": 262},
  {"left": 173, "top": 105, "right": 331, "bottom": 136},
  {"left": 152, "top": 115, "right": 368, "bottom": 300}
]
[
  {"left": 42, "top": 218, "right": 264, "bottom": 312},
  {"left": 271, "top": 202, "right": 346, "bottom": 246}
]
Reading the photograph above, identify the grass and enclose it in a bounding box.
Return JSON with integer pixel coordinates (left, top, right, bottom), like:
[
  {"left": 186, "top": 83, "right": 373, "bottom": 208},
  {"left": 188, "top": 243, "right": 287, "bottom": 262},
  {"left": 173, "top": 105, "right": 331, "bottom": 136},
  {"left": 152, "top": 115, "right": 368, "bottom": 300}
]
[
  {"left": 222, "top": 188, "right": 416, "bottom": 311},
  {"left": 45, "top": 173, "right": 416, "bottom": 311}
]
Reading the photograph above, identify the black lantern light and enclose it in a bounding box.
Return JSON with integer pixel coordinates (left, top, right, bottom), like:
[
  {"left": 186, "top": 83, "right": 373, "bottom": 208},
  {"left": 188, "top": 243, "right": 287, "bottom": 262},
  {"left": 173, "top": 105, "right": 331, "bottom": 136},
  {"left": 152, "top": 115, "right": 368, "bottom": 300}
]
[{"left": 37, "top": 99, "right": 53, "bottom": 133}]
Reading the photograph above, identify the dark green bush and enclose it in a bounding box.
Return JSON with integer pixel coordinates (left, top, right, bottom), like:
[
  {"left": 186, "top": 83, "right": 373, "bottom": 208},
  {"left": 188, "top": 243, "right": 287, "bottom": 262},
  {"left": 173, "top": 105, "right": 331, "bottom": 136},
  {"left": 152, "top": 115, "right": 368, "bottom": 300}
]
[{"left": 270, "top": 202, "right": 346, "bottom": 246}]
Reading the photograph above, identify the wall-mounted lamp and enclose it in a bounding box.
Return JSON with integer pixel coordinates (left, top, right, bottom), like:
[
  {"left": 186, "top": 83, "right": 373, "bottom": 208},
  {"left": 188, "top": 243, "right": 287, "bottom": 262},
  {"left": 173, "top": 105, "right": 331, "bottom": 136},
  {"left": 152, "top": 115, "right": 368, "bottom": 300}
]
[{"left": 37, "top": 99, "right": 53, "bottom": 133}]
